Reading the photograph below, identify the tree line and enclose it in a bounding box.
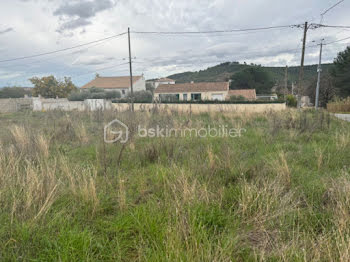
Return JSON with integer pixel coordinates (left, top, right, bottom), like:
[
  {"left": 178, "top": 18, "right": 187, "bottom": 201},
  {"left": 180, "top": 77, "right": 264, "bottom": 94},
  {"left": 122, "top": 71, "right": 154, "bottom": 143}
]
[{"left": 229, "top": 47, "right": 350, "bottom": 106}]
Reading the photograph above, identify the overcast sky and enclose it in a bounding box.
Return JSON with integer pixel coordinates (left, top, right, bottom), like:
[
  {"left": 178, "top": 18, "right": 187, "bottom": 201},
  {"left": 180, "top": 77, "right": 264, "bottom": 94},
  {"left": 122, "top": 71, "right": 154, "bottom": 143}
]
[{"left": 0, "top": 0, "right": 349, "bottom": 87}]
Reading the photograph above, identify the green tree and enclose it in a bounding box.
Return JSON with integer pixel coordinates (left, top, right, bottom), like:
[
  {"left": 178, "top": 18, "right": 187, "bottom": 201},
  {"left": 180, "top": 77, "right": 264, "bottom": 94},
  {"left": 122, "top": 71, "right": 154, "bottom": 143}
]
[
  {"left": 332, "top": 46, "right": 350, "bottom": 97},
  {"left": 230, "top": 67, "right": 274, "bottom": 94},
  {"left": 0, "top": 87, "right": 31, "bottom": 98},
  {"left": 30, "top": 76, "right": 77, "bottom": 98},
  {"left": 68, "top": 88, "right": 121, "bottom": 101},
  {"left": 306, "top": 72, "right": 336, "bottom": 107}
]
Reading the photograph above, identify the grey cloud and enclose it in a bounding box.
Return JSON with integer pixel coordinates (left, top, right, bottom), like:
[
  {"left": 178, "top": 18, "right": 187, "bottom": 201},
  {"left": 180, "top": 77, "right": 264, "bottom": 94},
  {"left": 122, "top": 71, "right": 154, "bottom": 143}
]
[
  {"left": 54, "top": 0, "right": 116, "bottom": 32},
  {"left": 54, "top": 0, "right": 115, "bottom": 18},
  {"left": 75, "top": 55, "right": 115, "bottom": 66},
  {"left": 2, "top": 0, "right": 350, "bottom": 87},
  {"left": 0, "top": 27, "right": 14, "bottom": 35},
  {"left": 57, "top": 18, "right": 91, "bottom": 32}
]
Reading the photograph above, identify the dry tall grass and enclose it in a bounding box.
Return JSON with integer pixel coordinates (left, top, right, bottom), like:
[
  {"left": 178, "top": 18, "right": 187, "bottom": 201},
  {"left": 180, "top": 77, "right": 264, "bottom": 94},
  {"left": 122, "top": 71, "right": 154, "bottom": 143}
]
[
  {"left": 0, "top": 109, "right": 349, "bottom": 261},
  {"left": 327, "top": 97, "right": 350, "bottom": 113},
  {"left": 0, "top": 125, "right": 99, "bottom": 222}
]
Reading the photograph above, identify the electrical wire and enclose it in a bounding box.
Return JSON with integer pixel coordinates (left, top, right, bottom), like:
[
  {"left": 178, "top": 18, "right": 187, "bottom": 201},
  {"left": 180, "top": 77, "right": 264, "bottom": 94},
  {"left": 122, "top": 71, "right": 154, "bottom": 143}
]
[
  {"left": 316, "top": 24, "right": 350, "bottom": 29},
  {"left": 131, "top": 24, "right": 302, "bottom": 35},
  {"left": 321, "top": 0, "right": 345, "bottom": 17},
  {"left": 0, "top": 32, "right": 127, "bottom": 63},
  {"left": 71, "top": 62, "right": 130, "bottom": 78},
  {"left": 324, "top": 35, "right": 350, "bottom": 45}
]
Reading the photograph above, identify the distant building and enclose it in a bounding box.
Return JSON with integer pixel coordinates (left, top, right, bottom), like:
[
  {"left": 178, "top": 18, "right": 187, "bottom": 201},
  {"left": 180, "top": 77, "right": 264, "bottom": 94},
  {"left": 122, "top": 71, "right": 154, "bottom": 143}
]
[
  {"left": 147, "top": 78, "right": 175, "bottom": 90},
  {"left": 154, "top": 82, "right": 230, "bottom": 101},
  {"left": 154, "top": 82, "right": 258, "bottom": 102},
  {"left": 81, "top": 75, "right": 146, "bottom": 97}
]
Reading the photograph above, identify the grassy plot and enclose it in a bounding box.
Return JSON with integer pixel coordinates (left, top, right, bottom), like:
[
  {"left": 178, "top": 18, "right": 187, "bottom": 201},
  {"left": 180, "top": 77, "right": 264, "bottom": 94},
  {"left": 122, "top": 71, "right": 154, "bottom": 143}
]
[{"left": 0, "top": 109, "right": 349, "bottom": 261}]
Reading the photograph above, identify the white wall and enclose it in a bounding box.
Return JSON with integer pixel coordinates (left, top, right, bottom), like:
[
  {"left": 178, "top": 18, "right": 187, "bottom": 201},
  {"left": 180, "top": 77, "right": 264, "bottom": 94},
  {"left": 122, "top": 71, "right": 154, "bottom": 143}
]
[
  {"left": 154, "top": 81, "right": 175, "bottom": 89},
  {"left": 134, "top": 76, "right": 146, "bottom": 92},
  {"left": 155, "top": 91, "right": 229, "bottom": 101},
  {"left": 113, "top": 103, "right": 287, "bottom": 114},
  {"left": 32, "top": 98, "right": 113, "bottom": 112}
]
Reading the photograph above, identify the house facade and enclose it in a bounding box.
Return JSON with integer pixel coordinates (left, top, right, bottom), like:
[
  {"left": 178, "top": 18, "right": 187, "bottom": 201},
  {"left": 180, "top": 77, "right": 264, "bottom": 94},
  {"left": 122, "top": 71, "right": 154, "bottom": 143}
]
[
  {"left": 154, "top": 81, "right": 257, "bottom": 102},
  {"left": 81, "top": 75, "right": 146, "bottom": 97},
  {"left": 154, "top": 82, "right": 230, "bottom": 101}
]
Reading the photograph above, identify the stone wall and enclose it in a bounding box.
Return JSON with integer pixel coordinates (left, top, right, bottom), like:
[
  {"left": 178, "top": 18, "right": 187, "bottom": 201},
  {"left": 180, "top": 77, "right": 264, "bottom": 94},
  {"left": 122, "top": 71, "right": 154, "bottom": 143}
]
[
  {"left": 113, "top": 103, "right": 286, "bottom": 114},
  {"left": 33, "top": 98, "right": 85, "bottom": 111},
  {"left": 0, "top": 98, "right": 286, "bottom": 114},
  {"left": 0, "top": 98, "right": 33, "bottom": 113},
  {"left": 33, "top": 98, "right": 113, "bottom": 112},
  {"left": 0, "top": 98, "right": 113, "bottom": 113}
]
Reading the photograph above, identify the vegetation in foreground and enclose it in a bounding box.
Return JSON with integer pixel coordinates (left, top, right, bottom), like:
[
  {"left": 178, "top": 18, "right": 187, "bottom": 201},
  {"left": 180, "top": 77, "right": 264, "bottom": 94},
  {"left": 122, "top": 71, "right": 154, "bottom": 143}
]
[
  {"left": 0, "top": 109, "right": 349, "bottom": 261},
  {"left": 327, "top": 97, "right": 350, "bottom": 113}
]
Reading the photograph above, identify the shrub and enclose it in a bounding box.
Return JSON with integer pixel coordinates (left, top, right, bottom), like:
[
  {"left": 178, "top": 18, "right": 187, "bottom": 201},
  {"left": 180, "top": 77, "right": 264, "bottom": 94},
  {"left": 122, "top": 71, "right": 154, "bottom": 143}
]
[
  {"left": 127, "top": 90, "right": 153, "bottom": 103},
  {"left": 68, "top": 91, "right": 90, "bottom": 101},
  {"left": 229, "top": 95, "right": 246, "bottom": 101},
  {"left": 90, "top": 92, "right": 106, "bottom": 99},
  {"left": 68, "top": 88, "right": 121, "bottom": 101},
  {"left": 0, "top": 87, "right": 32, "bottom": 98},
  {"left": 105, "top": 90, "right": 121, "bottom": 100},
  {"left": 89, "top": 87, "right": 105, "bottom": 93},
  {"left": 286, "top": 94, "right": 297, "bottom": 107}
]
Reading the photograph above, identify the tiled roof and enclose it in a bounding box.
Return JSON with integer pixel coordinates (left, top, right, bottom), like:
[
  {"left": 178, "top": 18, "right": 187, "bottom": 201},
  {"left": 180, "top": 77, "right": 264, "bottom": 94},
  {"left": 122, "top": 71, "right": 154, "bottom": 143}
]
[
  {"left": 227, "top": 89, "right": 257, "bottom": 100},
  {"left": 81, "top": 76, "right": 142, "bottom": 89},
  {"left": 155, "top": 82, "right": 229, "bottom": 93}
]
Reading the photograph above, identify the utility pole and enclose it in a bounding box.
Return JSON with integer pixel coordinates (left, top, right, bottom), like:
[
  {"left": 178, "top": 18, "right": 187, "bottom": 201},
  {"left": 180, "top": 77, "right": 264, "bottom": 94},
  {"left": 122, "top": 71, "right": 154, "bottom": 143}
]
[
  {"left": 284, "top": 65, "right": 288, "bottom": 99},
  {"left": 315, "top": 39, "right": 324, "bottom": 110},
  {"left": 297, "top": 22, "right": 308, "bottom": 109},
  {"left": 128, "top": 27, "right": 134, "bottom": 112}
]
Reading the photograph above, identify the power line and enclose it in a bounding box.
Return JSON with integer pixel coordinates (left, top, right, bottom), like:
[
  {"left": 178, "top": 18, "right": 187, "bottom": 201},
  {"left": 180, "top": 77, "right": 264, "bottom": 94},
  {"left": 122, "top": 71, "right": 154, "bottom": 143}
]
[
  {"left": 0, "top": 32, "right": 127, "bottom": 63},
  {"left": 131, "top": 24, "right": 302, "bottom": 35},
  {"left": 71, "top": 62, "right": 130, "bottom": 78},
  {"left": 135, "top": 44, "right": 320, "bottom": 64},
  {"left": 316, "top": 24, "right": 350, "bottom": 29},
  {"left": 324, "top": 35, "right": 350, "bottom": 45},
  {"left": 131, "top": 30, "right": 277, "bottom": 39},
  {"left": 321, "top": 0, "right": 345, "bottom": 17},
  {"left": 4, "top": 37, "right": 120, "bottom": 71}
]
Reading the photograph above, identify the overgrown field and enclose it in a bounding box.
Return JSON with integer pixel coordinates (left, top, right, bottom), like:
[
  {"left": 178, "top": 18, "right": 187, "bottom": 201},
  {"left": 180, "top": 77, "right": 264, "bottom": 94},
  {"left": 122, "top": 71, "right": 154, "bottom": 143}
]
[{"left": 0, "top": 109, "right": 349, "bottom": 261}]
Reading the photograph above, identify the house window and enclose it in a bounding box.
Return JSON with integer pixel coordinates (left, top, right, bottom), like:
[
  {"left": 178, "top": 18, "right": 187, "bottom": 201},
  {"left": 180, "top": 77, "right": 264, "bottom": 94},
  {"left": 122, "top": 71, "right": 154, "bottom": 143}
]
[
  {"left": 183, "top": 94, "right": 188, "bottom": 101},
  {"left": 191, "top": 93, "right": 201, "bottom": 101},
  {"left": 159, "top": 94, "right": 180, "bottom": 102}
]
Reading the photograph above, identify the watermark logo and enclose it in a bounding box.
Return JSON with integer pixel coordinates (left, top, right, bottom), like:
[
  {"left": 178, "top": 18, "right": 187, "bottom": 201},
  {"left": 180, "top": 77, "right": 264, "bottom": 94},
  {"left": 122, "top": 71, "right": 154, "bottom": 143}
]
[
  {"left": 138, "top": 125, "right": 246, "bottom": 138},
  {"left": 104, "top": 119, "right": 129, "bottom": 144},
  {"left": 104, "top": 118, "right": 246, "bottom": 143}
]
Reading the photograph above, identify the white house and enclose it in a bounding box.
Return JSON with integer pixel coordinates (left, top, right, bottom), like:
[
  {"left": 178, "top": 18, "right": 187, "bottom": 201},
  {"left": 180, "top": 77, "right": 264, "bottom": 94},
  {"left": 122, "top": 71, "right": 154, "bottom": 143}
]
[
  {"left": 81, "top": 75, "right": 146, "bottom": 97},
  {"left": 147, "top": 78, "right": 175, "bottom": 89},
  {"left": 154, "top": 82, "right": 229, "bottom": 101},
  {"left": 154, "top": 82, "right": 257, "bottom": 102}
]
